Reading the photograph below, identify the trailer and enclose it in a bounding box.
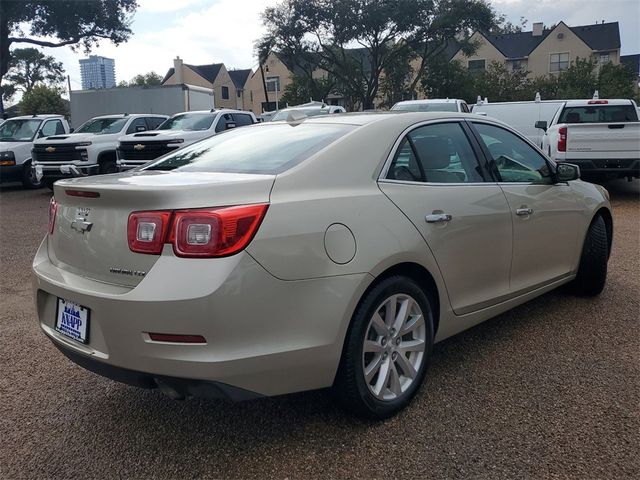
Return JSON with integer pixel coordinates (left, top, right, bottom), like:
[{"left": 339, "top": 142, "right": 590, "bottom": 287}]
[{"left": 69, "top": 84, "right": 215, "bottom": 128}]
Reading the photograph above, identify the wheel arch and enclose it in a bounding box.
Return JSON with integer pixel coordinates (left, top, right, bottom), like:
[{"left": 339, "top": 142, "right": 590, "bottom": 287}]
[
  {"left": 594, "top": 206, "right": 613, "bottom": 258},
  {"left": 97, "top": 150, "right": 116, "bottom": 164}
]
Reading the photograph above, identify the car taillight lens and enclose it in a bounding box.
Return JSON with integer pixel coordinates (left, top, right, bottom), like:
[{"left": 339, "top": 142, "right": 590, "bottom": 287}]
[
  {"left": 48, "top": 197, "right": 57, "bottom": 235},
  {"left": 127, "top": 204, "right": 268, "bottom": 257},
  {"left": 127, "top": 211, "right": 172, "bottom": 254},
  {"left": 172, "top": 204, "right": 269, "bottom": 257},
  {"left": 558, "top": 126, "right": 567, "bottom": 152}
]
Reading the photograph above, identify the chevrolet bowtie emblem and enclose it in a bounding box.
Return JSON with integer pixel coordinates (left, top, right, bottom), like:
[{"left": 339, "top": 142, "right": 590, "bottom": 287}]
[
  {"left": 45, "top": 146, "right": 56, "bottom": 153},
  {"left": 71, "top": 218, "right": 93, "bottom": 234},
  {"left": 133, "top": 144, "right": 145, "bottom": 150}
]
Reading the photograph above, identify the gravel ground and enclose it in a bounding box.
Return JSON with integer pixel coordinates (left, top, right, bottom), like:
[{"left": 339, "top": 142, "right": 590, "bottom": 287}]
[{"left": 0, "top": 180, "right": 638, "bottom": 479}]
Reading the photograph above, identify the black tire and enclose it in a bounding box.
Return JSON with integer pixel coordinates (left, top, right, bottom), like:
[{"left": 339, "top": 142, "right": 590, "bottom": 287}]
[
  {"left": 333, "top": 276, "right": 434, "bottom": 419},
  {"left": 98, "top": 158, "right": 117, "bottom": 174},
  {"left": 572, "top": 215, "right": 608, "bottom": 296},
  {"left": 21, "top": 161, "right": 42, "bottom": 189}
]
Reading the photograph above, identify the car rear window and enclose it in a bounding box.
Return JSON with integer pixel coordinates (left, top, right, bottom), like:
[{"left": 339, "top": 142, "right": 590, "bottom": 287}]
[
  {"left": 558, "top": 105, "right": 638, "bottom": 123},
  {"left": 143, "top": 123, "right": 354, "bottom": 174}
]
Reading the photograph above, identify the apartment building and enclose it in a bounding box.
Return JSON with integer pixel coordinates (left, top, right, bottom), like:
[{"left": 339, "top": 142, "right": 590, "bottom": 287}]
[{"left": 79, "top": 55, "right": 116, "bottom": 89}]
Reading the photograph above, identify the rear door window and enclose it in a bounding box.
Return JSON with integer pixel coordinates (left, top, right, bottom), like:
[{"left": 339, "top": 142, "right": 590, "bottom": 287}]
[
  {"left": 232, "top": 113, "right": 254, "bottom": 126},
  {"left": 126, "top": 117, "right": 148, "bottom": 134}
]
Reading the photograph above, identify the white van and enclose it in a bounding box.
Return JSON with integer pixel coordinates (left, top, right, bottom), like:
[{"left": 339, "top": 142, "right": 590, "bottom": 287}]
[{"left": 471, "top": 99, "right": 564, "bottom": 147}]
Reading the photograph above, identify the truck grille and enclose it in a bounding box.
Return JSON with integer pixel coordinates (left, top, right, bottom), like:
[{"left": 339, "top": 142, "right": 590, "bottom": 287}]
[
  {"left": 117, "top": 142, "right": 179, "bottom": 161},
  {"left": 32, "top": 144, "right": 85, "bottom": 162}
]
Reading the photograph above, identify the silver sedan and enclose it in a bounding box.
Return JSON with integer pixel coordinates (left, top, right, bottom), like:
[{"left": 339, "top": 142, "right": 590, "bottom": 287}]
[{"left": 33, "top": 112, "right": 611, "bottom": 418}]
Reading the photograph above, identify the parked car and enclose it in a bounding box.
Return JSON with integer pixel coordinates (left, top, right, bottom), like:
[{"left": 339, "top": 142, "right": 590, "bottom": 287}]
[
  {"left": 538, "top": 98, "right": 639, "bottom": 181},
  {"left": 0, "top": 114, "right": 70, "bottom": 188},
  {"left": 471, "top": 98, "right": 565, "bottom": 146},
  {"left": 32, "top": 113, "right": 168, "bottom": 188},
  {"left": 116, "top": 109, "right": 257, "bottom": 171},
  {"left": 34, "top": 112, "right": 611, "bottom": 419},
  {"left": 270, "top": 101, "right": 345, "bottom": 121},
  {"left": 391, "top": 99, "right": 470, "bottom": 113}
]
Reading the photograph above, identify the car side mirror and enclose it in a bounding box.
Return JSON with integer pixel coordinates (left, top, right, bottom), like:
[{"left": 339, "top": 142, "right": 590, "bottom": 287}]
[
  {"left": 135, "top": 125, "right": 147, "bottom": 132},
  {"left": 535, "top": 120, "right": 548, "bottom": 131},
  {"left": 226, "top": 122, "right": 237, "bottom": 130},
  {"left": 556, "top": 163, "right": 580, "bottom": 182}
]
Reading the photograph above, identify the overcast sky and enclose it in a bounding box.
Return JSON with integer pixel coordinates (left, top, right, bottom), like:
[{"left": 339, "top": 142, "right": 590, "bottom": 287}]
[{"left": 33, "top": 0, "right": 640, "bottom": 91}]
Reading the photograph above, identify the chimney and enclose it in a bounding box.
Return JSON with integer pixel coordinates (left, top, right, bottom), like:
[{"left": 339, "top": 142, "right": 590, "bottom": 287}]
[
  {"left": 532, "top": 22, "right": 543, "bottom": 37},
  {"left": 173, "top": 56, "right": 183, "bottom": 84}
]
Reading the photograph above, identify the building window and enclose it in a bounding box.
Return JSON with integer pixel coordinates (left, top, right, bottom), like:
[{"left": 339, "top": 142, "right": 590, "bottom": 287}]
[
  {"left": 550, "top": 52, "right": 570, "bottom": 72},
  {"left": 266, "top": 76, "right": 280, "bottom": 92},
  {"left": 599, "top": 52, "right": 610, "bottom": 64},
  {"left": 468, "top": 59, "right": 485, "bottom": 74},
  {"left": 237, "top": 90, "right": 242, "bottom": 98},
  {"left": 512, "top": 60, "right": 527, "bottom": 70},
  {"left": 221, "top": 86, "right": 229, "bottom": 100}
]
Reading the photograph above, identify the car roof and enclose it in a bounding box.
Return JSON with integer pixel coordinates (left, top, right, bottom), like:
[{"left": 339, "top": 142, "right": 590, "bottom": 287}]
[
  {"left": 8, "top": 114, "right": 64, "bottom": 120},
  {"left": 563, "top": 99, "right": 633, "bottom": 107},
  {"left": 179, "top": 109, "right": 254, "bottom": 116},
  {"left": 395, "top": 99, "right": 462, "bottom": 105},
  {"left": 298, "top": 111, "right": 488, "bottom": 127},
  {"left": 90, "top": 113, "right": 167, "bottom": 119}
]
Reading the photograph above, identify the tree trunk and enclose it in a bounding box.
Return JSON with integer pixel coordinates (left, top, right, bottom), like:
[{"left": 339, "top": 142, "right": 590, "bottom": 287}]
[
  {"left": 259, "top": 63, "right": 269, "bottom": 112},
  {"left": 0, "top": 2, "right": 10, "bottom": 117}
]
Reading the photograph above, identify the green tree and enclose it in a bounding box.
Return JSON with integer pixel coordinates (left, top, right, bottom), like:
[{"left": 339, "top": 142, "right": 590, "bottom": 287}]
[
  {"left": 0, "top": 0, "right": 138, "bottom": 114},
  {"left": 280, "top": 74, "right": 336, "bottom": 107},
  {"left": 473, "top": 61, "right": 533, "bottom": 101},
  {"left": 5, "top": 48, "right": 65, "bottom": 95},
  {"left": 597, "top": 62, "right": 635, "bottom": 99},
  {"left": 128, "top": 71, "right": 163, "bottom": 87},
  {"left": 420, "top": 57, "right": 475, "bottom": 103},
  {"left": 19, "top": 85, "right": 68, "bottom": 116},
  {"left": 260, "top": 0, "right": 497, "bottom": 110},
  {"left": 555, "top": 58, "right": 599, "bottom": 99}
]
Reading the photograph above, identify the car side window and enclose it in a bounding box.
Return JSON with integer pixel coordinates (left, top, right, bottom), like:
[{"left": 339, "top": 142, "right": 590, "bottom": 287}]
[
  {"left": 473, "top": 123, "right": 553, "bottom": 184},
  {"left": 41, "top": 120, "right": 63, "bottom": 137},
  {"left": 387, "top": 122, "right": 485, "bottom": 183},
  {"left": 126, "top": 117, "right": 148, "bottom": 134},
  {"left": 232, "top": 114, "right": 253, "bottom": 126},
  {"left": 145, "top": 117, "right": 165, "bottom": 130},
  {"left": 215, "top": 114, "right": 234, "bottom": 133}
]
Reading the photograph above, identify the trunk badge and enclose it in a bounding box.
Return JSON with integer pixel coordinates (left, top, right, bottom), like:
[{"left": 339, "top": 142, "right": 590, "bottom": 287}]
[{"left": 71, "top": 207, "right": 93, "bottom": 234}]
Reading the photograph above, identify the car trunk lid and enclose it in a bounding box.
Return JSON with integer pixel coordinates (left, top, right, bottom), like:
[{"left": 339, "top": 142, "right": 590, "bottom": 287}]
[{"left": 49, "top": 171, "right": 274, "bottom": 287}]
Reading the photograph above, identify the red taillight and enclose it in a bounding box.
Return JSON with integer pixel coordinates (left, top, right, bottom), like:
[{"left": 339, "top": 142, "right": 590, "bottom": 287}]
[
  {"left": 66, "top": 189, "right": 100, "bottom": 198},
  {"left": 588, "top": 100, "right": 608, "bottom": 104},
  {"left": 558, "top": 126, "right": 567, "bottom": 152},
  {"left": 172, "top": 204, "right": 269, "bottom": 258},
  {"left": 127, "top": 204, "right": 268, "bottom": 257},
  {"left": 148, "top": 333, "right": 206, "bottom": 344},
  {"left": 48, "top": 197, "right": 57, "bottom": 235},
  {"left": 127, "top": 211, "right": 172, "bottom": 254}
]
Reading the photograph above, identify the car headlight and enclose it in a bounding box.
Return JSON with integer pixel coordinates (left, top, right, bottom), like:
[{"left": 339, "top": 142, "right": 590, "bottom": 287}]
[
  {"left": 76, "top": 141, "right": 92, "bottom": 146},
  {"left": 167, "top": 139, "right": 184, "bottom": 144}
]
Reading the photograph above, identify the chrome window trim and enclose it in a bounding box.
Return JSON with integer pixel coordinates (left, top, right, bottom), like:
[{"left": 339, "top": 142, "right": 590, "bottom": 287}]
[{"left": 378, "top": 117, "right": 478, "bottom": 182}]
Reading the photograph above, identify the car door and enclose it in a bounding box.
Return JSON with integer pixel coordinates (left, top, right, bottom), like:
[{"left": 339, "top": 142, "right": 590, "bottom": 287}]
[
  {"left": 469, "top": 121, "right": 582, "bottom": 293},
  {"left": 378, "top": 121, "right": 513, "bottom": 315}
]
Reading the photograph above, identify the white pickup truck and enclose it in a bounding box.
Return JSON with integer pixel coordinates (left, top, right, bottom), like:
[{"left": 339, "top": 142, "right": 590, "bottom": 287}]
[
  {"left": 116, "top": 109, "right": 257, "bottom": 170},
  {"left": 538, "top": 99, "right": 640, "bottom": 181},
  {"left": 32, "top": 113, "right": 167, "bottom": 187},
  {"left": 0, "top": 115, "right": 70, "bottom": 188}
]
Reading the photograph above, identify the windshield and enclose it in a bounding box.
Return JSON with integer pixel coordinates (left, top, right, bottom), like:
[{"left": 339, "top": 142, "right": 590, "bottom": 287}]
[
  {"left": 157, "top": 113, "right": 216, "bottom": 131},
  {"left": 0, "top": 119, "right": 43, "bottom": 142},
  {"left": 558, "top": 105, "right": 638, "bottom": 123},
  {"left": 271, "top": 108, "right": 332, "bottom": 121},
  {"left": 143, "top": 123, "right": 354, "bottom": 174},
  {"left": 392, "top": 103, "right": 459, "bottom": 112},
  {"left": 75, "top": 117, "right": 128, "bottom": 134}
]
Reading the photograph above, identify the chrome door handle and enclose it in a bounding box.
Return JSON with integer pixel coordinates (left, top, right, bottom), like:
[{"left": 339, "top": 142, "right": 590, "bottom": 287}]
[
  {"left": 516, "top": 207, "right": 533, "bottom": 216},
  {"left": 425, "top": 213, "right": 452, "bottom": 223}
]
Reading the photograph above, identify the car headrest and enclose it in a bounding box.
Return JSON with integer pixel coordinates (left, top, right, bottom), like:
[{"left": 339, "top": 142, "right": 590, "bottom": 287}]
[
  {"left": 412, "top": 136, "right": 450, "bottom": 169},
  {"left": 565, "top": 112, "right": 580, "bottom": 123}
]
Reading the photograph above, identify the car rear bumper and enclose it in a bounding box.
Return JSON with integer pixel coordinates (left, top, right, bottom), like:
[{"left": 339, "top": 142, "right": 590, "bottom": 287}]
[
  {"left": 556, "top": 158, "right": 640, "bottom": 178},
  {"left": 32, "top": 237, "right": 367, "bottom": 397}
]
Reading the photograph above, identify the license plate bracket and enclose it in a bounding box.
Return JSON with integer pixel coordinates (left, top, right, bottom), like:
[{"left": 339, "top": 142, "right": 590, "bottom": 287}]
[{"left": 55, "top": 298, "right": 90, "bottom": 344}]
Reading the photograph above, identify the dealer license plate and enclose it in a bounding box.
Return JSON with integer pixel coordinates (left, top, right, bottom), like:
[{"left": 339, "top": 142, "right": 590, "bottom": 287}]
[{"left": 55, "top": 298, "right": 90, "bottom": 344}]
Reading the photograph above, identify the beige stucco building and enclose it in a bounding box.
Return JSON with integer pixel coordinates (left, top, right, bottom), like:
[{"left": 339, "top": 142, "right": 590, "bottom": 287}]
[
  {"left": 162, "top": 57, "right": 252, "bottom": 110},
  {"left": 451, "top": 21, "right": 622, "bottom": 77}
]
